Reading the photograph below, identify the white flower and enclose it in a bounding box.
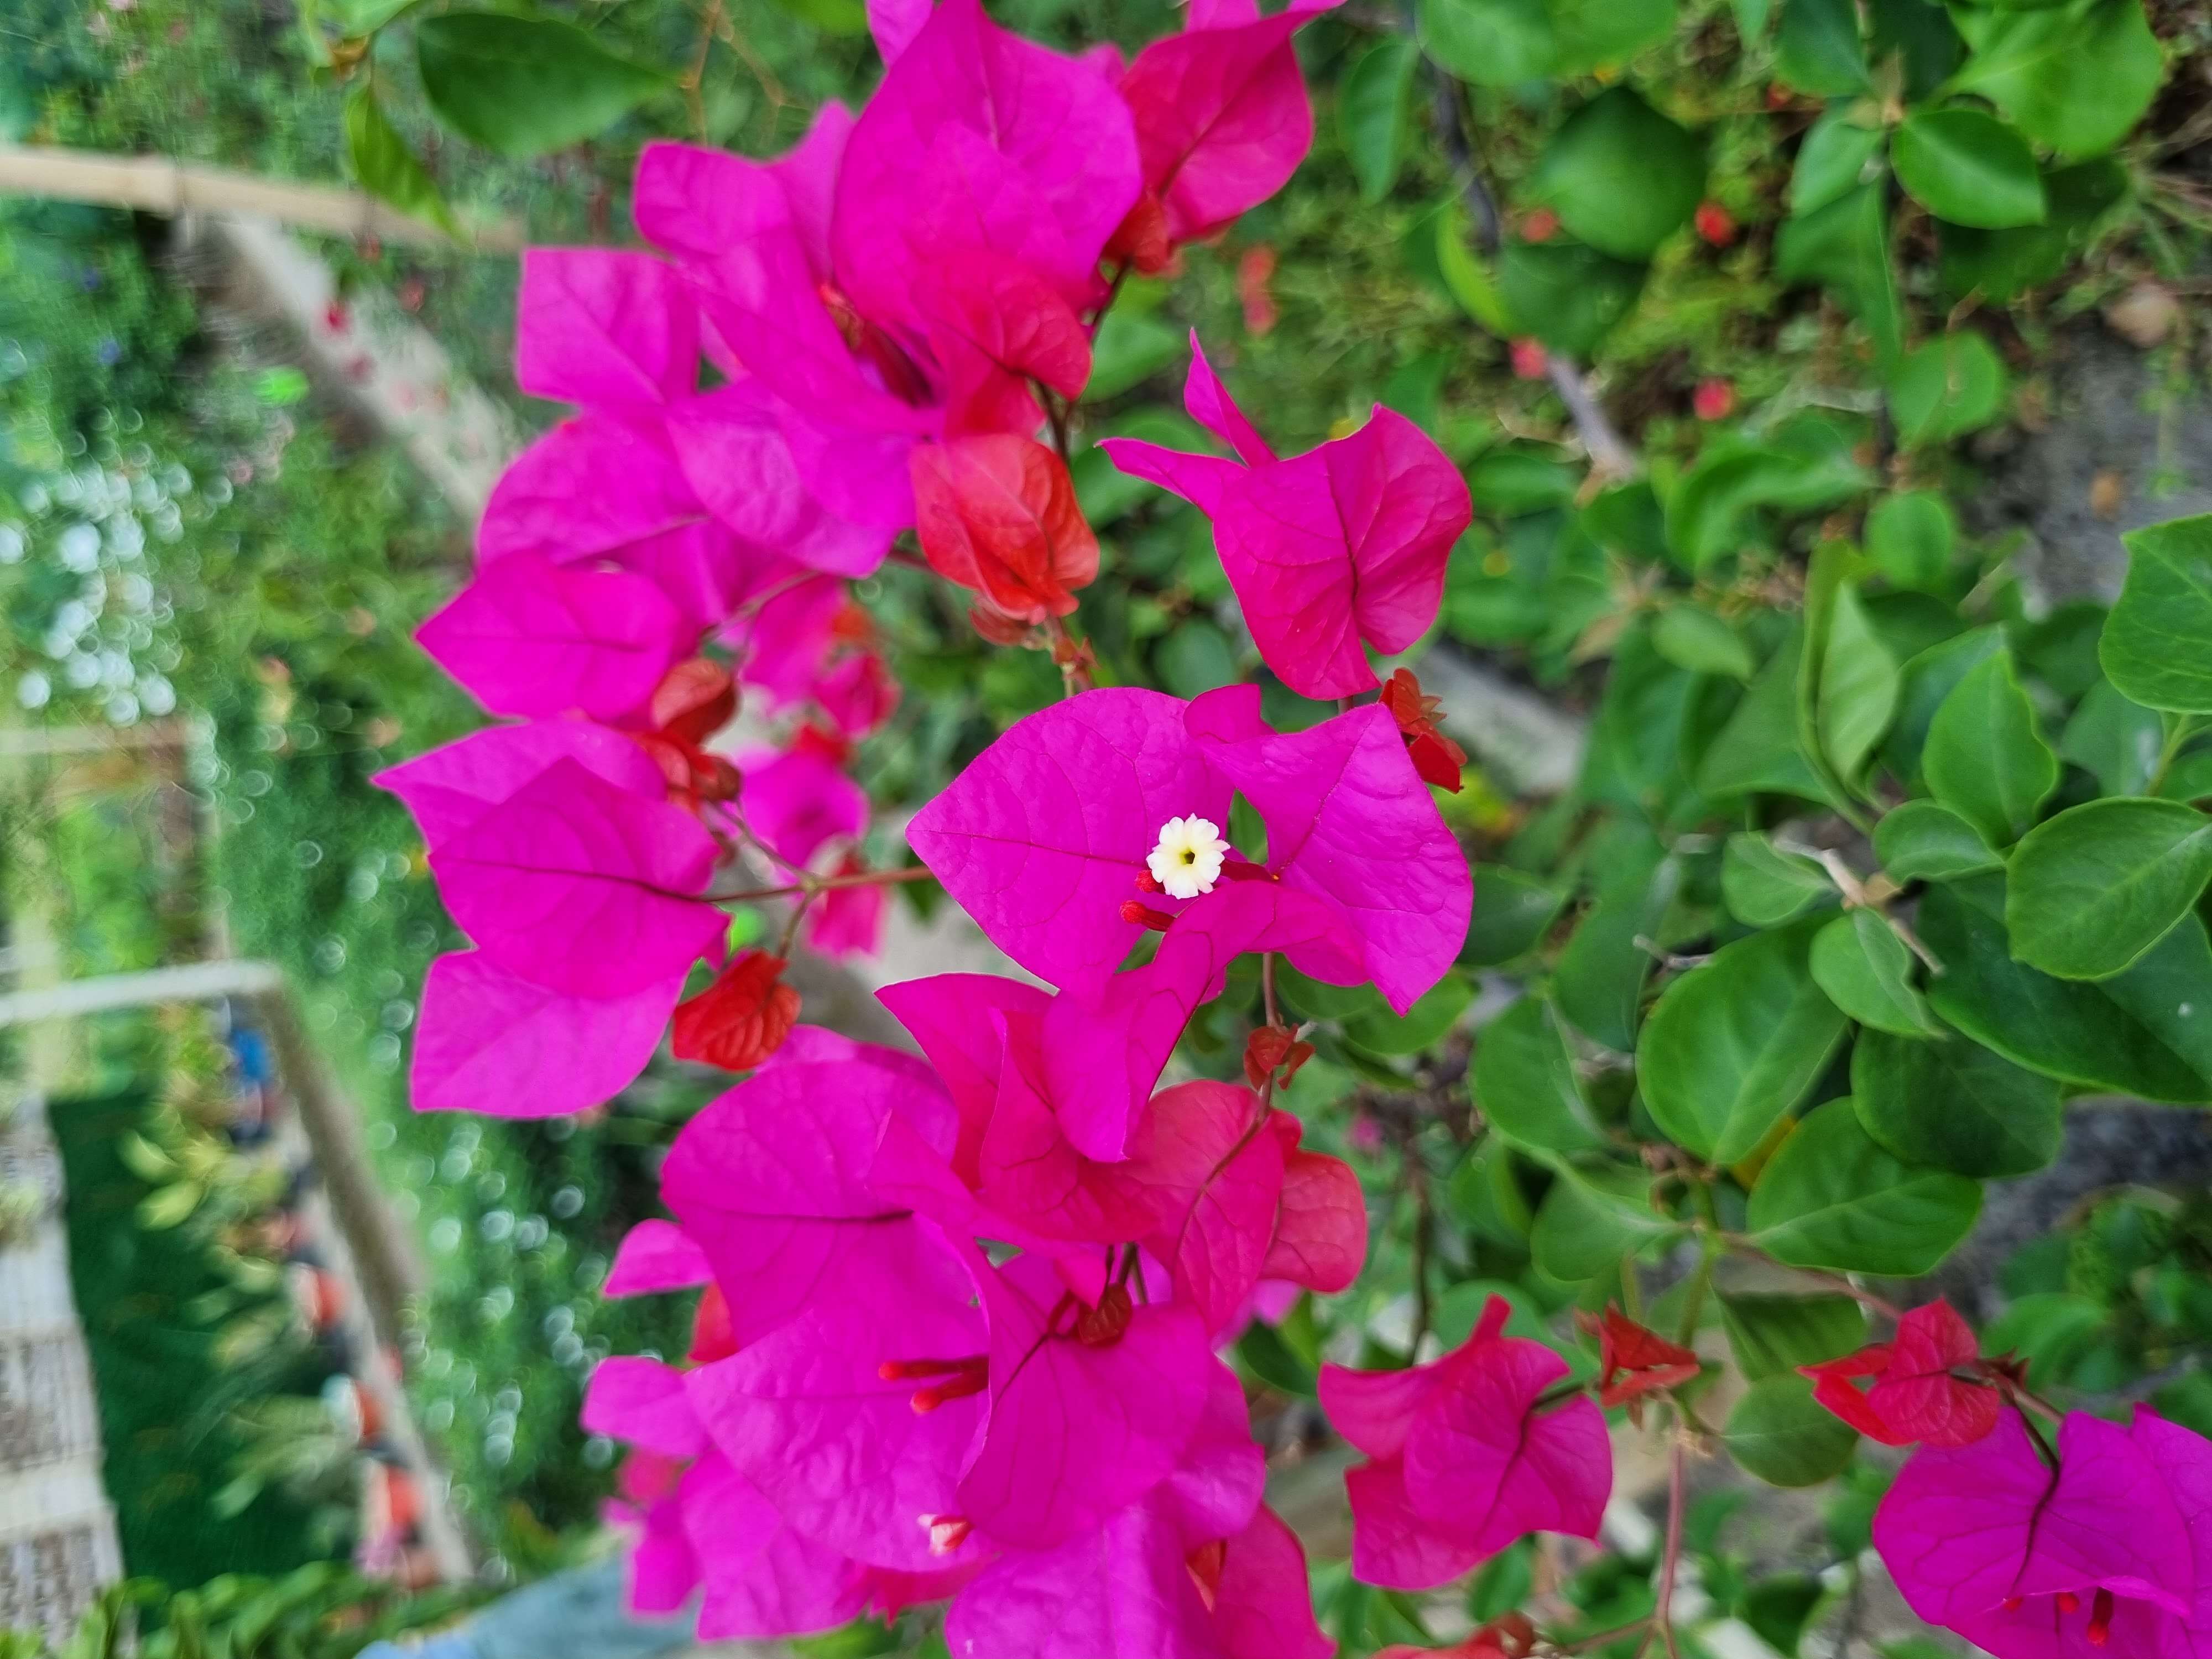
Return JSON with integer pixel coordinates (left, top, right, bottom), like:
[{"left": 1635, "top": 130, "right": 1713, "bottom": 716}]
[{"left": 1146, "top": 815, "right": 1231, "bottom": 900}]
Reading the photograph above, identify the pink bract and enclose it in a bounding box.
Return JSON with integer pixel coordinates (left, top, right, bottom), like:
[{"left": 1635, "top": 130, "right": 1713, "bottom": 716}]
[
  {"left": 409, "top": 950, "right": 683, "bottom": 1119},
  {"left": 1101, "top": 336, "right": 1472, "bottom": 700},
  {"left": 427, "top": 758, "right": 724, "bottom": 1000},
  {"left": 515, "top": 248, "right": 698, "bottom": 409},
  {"left": 1322, "top": 1296, "right": 1611, "bottom": 1589},
  {"left": 373, "top": 717, "right": 664, "bottom": 851},
  {"left": 1119, "top": 0, "right": 1342, "bottom": 243},
  {"left": 604, "top": 1218, "right": 712, "bottom": 1297},
  {"left": 414, "top": 551, "right": 687, "bottom": 726},
  {"left": 1875, "top": 1408, "right": 2197, "bottom": 1659}
]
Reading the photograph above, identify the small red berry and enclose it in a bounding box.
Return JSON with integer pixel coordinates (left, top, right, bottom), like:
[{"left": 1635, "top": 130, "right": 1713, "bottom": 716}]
[
  {"left": 1520, "top": 207, "right": 1560, "bottom": 244},
  {"left": 1509, "top": 338, "right": 1550, "bottom": 380},
  {"left": 1693, "top": 378, "right": 1737, "bottom": 421},
  {"left": 1694, "top": 201, "right": 1737, "bottom": 247}
]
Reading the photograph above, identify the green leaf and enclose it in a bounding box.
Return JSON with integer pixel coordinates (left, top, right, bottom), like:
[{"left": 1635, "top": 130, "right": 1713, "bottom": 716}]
[
  {"left": 1865, "top": 491, "right": 1958, "bottom": 592},
  {"left": 1530, "top": 1161, "right": 1682, "bottom": 1280},
  {"left": 1653, "top": 606, "right": 1756, "bottom": 680},
  {"left": 1892, "top": 108, "right": 2046, "bottom": 228},
  {"left": 1791, "top": 107, "right": 1887, "bottom": 215},
  {"left": 1469, "top": 449, "right": 1580, "bottom": 514},
  {"left": 1417, "top": 0, "right": 1554, "bottom": 84},
  {"left": 1748, "top": 1100, "right": 1982, "bottom": 1274},
  {"left": 1274, "top": 961, "right": 1387, "bottom": 1022},
  {"left": 1922, "top": 648, "right": 2057, "bottom": 846},
  {"left": 1556, "top": 841, "right": 1682, "bottom": 1052},
  {"left": 1777, "top": 0, "right": 1871, "bottom": 93},
  {"left": 1498, "top": 242, "right": 1647, "bottom": 358},
  {"left": 1722, "top": 832, "right": 1835, "bottom": 926},
  {"left": 1811, "top": 910, "right": 1944, "bottom": 1035},
  {"left": 341, "top": 84, "right": 458, "bottom": 239},
  {"left": 1741, "top": 1575, "right": 1828, "bottom": 1655},
  {"left": 1719, "top": 1292, "right": 1867, "bottom": 1381},
  {"left": 1340, "top": 37, "right": 1421, "bottom": 204},
  {"left": 2007, "top": 798, "right": 2212, "bottom": 979},
  {"left": 1666, "top": 434, "right": 1871, "bottom": 570},
  {"left": 1850, "top": 1025, "right": 2062, "bottom": 1177},
  {"left": 1875, "top": 799, "right": 2001, "bottom": 880},
  {"left": 1085, "top": 311, "right": 1183, "bottom": 400},
  {"left": 1472, "top": 996, "right": 1609, "bottom": 1155},
  {"left": 1235, "top": 1319, "right": 1316, "bottom": 1397},
  {"left": 137, "top": 1180, "right": 205, "bottom": 1230},
  {"left": 1870, "top": 0, "right": 1965, "bottom": 97},
  {"left": 2103, "top": 514, "right": 2212, "bottom": 714},
  {"left": 1886, "top": 625, "right": 2005, "bottom": 785},
  {"left": 1698, "top": 628, "right": 1834, "bottom": 804},
  {"left": 1344, "top": 971, "right": 1476, "bottom": 1054},
  {"left": 2162, "top": 745, "right": 2212, "bottom": 804},
  {"left": 1819, "top": 580, "right": 1901, "bottom": 783},
  {"left": 1463, "top": 865, "right": 1567, "bottom": 966},
  {"left": 1528, "top": 88, "right": 1708, "bottom": 261},
  {"left": 1448, "top": 1139, "right": 1536, "bottom": 1244},
  {"left": 1940, "top": 158, "right": 2128, "bottom": 302},
  {"left": 1776, "top": 182, "right": 1903, "bottom": 367},
  {"left": 1888, "top": 333, "right": 2008, "bottom": 446},
  {"left": 1947, "top": 0, "right": 2162, "bottom": 159},
  {"left": 1983, "top": 1291, "right": 2110, "bottom": 1389},
  {"left": 416, "top": 11, "right": 669, "bottom": 159},
  {"left": 1725, "top": 1374, "right": 1862, "bottom": 1486},
  {"left": 1550, "top": 0, "right": 1677, "bottom": 71},
  {"left": 1637, "top": 922, "right": 1851, "bottom": 1165},
  {"left": 1435, "top": 208, "right": 1517, "bottom": 336},
  {"left": 764, "top": 0, "right": 870, "bottom": 30},
  {"left": 1154, "top": 618, "right": 1238, "bottom": 700},
  {"left": 1919, "top": 873, "right": 2212, "bottom": 1102},
  {"left": 2058, "top": 680, "right": 2164, "bottom": 798}
]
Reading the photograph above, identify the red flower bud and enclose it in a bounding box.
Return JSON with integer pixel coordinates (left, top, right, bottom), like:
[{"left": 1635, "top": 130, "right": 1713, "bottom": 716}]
[
  {"left": 1105, "top": 190, "right": 1176, "bottom": 275},
  {"left": 651, "top": 656, "right": 738, "bottom": 745},
  {"left": 1243, "top": 1025, "right": 1315, "bottom": 1090},
  {"left": 1509, "top": 338, "right": 1549, "bottom": 380},
  {"left": 1693, "top": 377, "right": 1737, "bottom": 421},
  {"left": 672, "top": 950, "right": 801, "bottom": 1073},
  {"left": 1693, "top": 201, "right": 1737, "bottom": 247},
  {"left": 1520, "top": 207, "right": 1560, "bottom": 244},
  {"left": 1073, "top": 1284, "right": 1134, "bottom": 1348}
]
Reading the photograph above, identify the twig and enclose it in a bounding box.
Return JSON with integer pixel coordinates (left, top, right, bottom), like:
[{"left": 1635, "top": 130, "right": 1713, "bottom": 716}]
[
  {"left": 1719, "top": 1237, "right": 1904, "bottom": 1320},
  {"left": 1407, "top": 1158, "right": 1434, "bottom": 1359},
  {"left": 1426, "top": 73, "right": 1638, "bottom": 479},
  {"left": 1262, "top": 952, "right": 1281, "bottom": 1029},
  {"left": 1646, "top": 1437, "right": 1688, "bottom": 1659},
  {"left": 698, "top": 865, "right": 935, "bottom": 905}
]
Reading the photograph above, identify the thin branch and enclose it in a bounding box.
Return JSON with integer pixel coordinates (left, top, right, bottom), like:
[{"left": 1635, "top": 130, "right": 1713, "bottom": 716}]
[
  {"left": 1426, "top": 74, "right": 1639, "bottom": 481},
  {"left": 1649, "top": 1437, "right": 1688, "bottom": 1659},
  {"left": 698, "top": 865, "right": 935, "bottom": 905}
]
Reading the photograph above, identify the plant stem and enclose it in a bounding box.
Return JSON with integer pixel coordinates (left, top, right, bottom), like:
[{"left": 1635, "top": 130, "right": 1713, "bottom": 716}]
[
  {"left": 1650, "top": 1436, "right": 1688, "bottom": 1659},
  {"left": 700, "top": 865, "right": 935, "bottom": 905},
  {"left": 1262, "top": 951, "right": 1281, "bottom": 1029}
]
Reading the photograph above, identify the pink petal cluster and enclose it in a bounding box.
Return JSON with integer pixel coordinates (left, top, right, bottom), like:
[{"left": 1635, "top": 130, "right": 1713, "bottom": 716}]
[
  {"left": 1103, "top": 337, "right": 1473, "bottom": 700},
  {"left": 1875, "top": 1406, "right": 2212, "bottom": 1657},
  {"left": 1319, "top": 1296, "right": 1613, "bottom": 1589},
  {"left": 581, "top": 1035, "right": 1344, "bottom": 1654}
]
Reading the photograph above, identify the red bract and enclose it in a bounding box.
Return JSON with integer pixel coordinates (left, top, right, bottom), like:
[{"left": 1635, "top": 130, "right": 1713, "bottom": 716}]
[
  {"left": 651, "top": 656, "right": 738, "bottom": 744},
  {"left": 911, "top": 434, "right": 1099, "bottom": 624},
  {"left": 1802, "top": 1298, "right": 2002, "bottom": 1448},
  {"left": 1694, "top": 200, "right": 1737, "bottom": 246},
  {"left": 1379, "top": 665, "right": 1468, "bottom": 792},
  {"left": 1241, "top": 1024, "right": 1314, "bottom": 1090},
  {"left": 672, "top": 951, "right": 802, "bottom": 1073},
  {"left": 1582, "top": 1304, "right": 1700, "bottom": 1415}
]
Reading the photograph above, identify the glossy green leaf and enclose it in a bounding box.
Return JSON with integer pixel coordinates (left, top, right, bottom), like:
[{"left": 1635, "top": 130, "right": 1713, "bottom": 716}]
[
  {"left": 1498, "top": 242, "right": 1647, "bottom": 358},
  {"left": 2102, "top": 514, "right": 2212, "bottom": 714},
  {"left": 1463, "top": 865, "right": 1568, "bottom": 966},
  {"left": 1274, "top": 961, "right": 1389, "bottom": 1022},
  {"left": 1085, "top": 311, "right": 1184, "bottom": 400},
  {"left": 1719, "top": 1292, "right": 1867, "bottom": 1381},
  {"left": 1893, "top": 108, "right": 2046, "bottom": 228},
  {"left": 1448, "top": 1139, "right": 1536, "bottom": 1244},
  {"left": 1888, "top": 333, "right": 2008, "bottom": 446},
  {"left": 1875, "top": 799, "right": 2001, "bottom": 880},
  {"left": 1637, "top": 923, "right": 1851, "bottom": 1165},
  {"left": 764, "top": 0, "right": 869, "bottom": 32},
  {"left": 1948, "top": 0, "right": 2161, "bottom": 159},
  {"left": 1344, "top": 971, "right": 1475, "bottom": 1054},
  {"left": 1819, "top": 581, "right": 1901, "bottom": 782},
  {"left": 1472, "top": 996, "right": 1609, "bottom": 1154},
  {"left": 1154, "top": 618, "right": 1238, "bottom": 699},
  {"left": 1698, "top": 628, "right": 1834, "bottom": 805},
  {"left": 1666, "top": 435, "right": 1871, "bottom": 571},
  {"left": 1811, "top": 910, "right": 1943, "bottom": 1036},
  {"left": 1850, "top": 1026, "right": 2062, "bottom": 1177},
  {"left": 1725, "top": 1375, "right": 1863, "bottom": 1486},
  {"left": 2058, "top": 680, "right": 2164, "bottom": 798},
  {"left": 1235, "top": 1319, "right": 1316, "bottom": 1396},
  {"left": 1919, "top": 873, "right": 2212, "bottom": 1102},
  {"left": 1556, "top": 842, "right": 1682, "bottom": 1053},
  {"left": 1922, "top": 648, "right": 2057, "bottom": 846},
  {"left": 1939, "top": 158, "right": 2128, "bottom": 302},
  {"left": 1417, "top": 0, "right": 1554, "bottom": 84},
  {"left": 1747, "top": 1100, "right": 1982, "bottom": 1274},
  {"left": 1435, "top": 209, "right": 1516, "bottom": 335},
  {"left": 2007, "top": 799, "right": 2212, "bottom": 979},
  {"left": 416, "top": 11, "right": 668, "bottom": 159},
  {"left": 1529, "top": 88, "right": 1708, "bottom": 261},
  {"left": 341, "top": 84, "right": 458, "bottom": 239},
  {"left": 1722, "top": 832, "right": 1835, "bottom": 927},
  {"left": 1865, "top": 491, "right": 1958, "bottom": 592},
  {"left": 1777, "top": 0, "right": 1871, "bottom": 93},
  {"left": 1341, "top": 37, "right": 1421, "bottom": 204},
  {"left": 1791, "top": 108, "right": 1887, "bottom": 215},
  {"left": 1550, "top": 0, "right": 1677, "bottom": 71},
  {"left": 1653, "top": 606, "right": 1756, "bottom": 681},
  {"left": 1530, "top": 1161, "right": 1682, "bottom": 1281},
  {"left": 1886, "top": 625, "right": 2005, "bottom": 785},
  {"left": 1776, "top": 181, "right": 1903, "bottom": 367}
]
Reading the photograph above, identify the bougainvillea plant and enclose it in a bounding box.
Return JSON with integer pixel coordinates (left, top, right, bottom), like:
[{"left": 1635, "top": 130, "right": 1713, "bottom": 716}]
[{"left": 371, "top": 0, "right": 2212, "bottom": 1652}]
